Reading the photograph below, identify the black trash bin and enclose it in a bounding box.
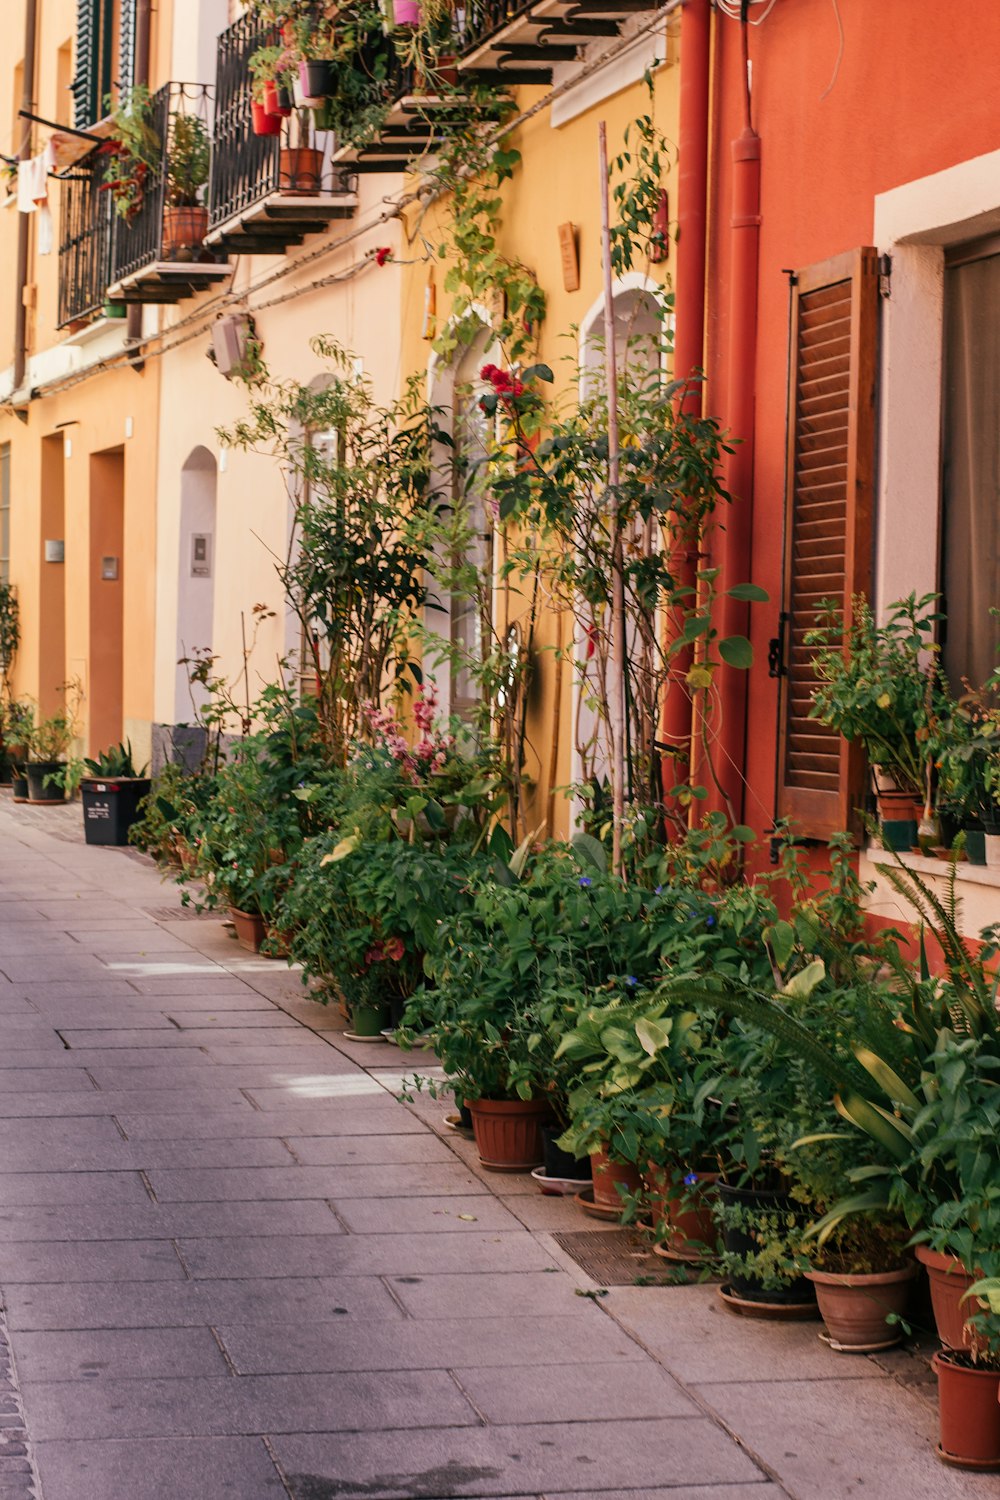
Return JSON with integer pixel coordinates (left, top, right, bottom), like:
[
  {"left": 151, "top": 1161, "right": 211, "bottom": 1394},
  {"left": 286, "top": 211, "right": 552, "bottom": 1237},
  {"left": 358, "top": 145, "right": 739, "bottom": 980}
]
[{"left": 81, "top": 778, "right": 152, "bottom": 846}]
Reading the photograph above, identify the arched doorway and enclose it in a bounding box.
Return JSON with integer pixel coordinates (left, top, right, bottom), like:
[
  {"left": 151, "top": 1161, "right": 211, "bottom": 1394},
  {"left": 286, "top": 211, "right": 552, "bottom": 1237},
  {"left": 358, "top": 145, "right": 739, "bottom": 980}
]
[{"left": 174, "top": 446, "right": 217, "bottom": 723}]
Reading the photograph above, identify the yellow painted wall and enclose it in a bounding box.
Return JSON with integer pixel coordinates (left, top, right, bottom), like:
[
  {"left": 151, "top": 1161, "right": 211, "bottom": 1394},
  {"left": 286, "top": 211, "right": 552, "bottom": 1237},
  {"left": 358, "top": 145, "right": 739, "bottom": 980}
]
[{"left": 398, "top": 42, "right": 681, "bottom": 835}]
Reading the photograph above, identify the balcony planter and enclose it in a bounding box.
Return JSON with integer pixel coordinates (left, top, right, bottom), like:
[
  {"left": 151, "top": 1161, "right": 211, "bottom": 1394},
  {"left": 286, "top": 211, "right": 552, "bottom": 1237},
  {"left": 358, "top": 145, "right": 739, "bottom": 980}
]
[
  {"left": 805, "top": 1262, "right": 918, "bottom": 1352},
  {"left": 81, "top": 777, "right": 152, "bottom": 846},
  {"left": 26, "top": 761, "right": 66, "bottom": 804},
  {"left": 103, "top": 301, "right": 128, "bottom": 319},
  {"left": 252, "top": 101, "right": 282, "bottom": 137},
  {"left": 279, "top": 148, "right": 322, "bottom": 193},
  {"left": 299, "top": 59, "right": 334, "bottom": 98},
  {"left": 932, "top": 1350, "right": 1000, "bottom": 1470},
  {"left": 163, "top": 205, "right": 209, "bottom": 258},
  {"left": 468, "top": 1097, "right": 549, "bottom": 1172},
  {"left": 230, "top": 905, "right": 265, "bottom": 952},
  {"left": 915, "top": 1245, "right": 977, "bottom": 1350},
  {"left": 263, "top": 81, "right": 293, "bottom": 118}
]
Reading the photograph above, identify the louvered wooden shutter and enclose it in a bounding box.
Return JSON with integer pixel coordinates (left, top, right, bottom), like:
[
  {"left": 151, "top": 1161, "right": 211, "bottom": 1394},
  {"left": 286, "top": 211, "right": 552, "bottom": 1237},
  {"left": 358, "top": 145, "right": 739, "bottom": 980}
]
[
  {"left": 775, "top": 247, "right": 879, "bottom": 841},
  {"left": 119, "top": 0, "right": 137, "bottom": 94},
  {"left": 71, "top": 0, "right": 114, "bottom": 128}
]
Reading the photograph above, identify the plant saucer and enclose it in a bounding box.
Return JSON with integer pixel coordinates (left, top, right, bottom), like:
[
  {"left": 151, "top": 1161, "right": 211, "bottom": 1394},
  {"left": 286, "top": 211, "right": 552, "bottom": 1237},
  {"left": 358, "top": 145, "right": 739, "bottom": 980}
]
[
  {"left": 819, "top": 1329, "right": 900, "bottom": 1354},
  {"left": 718, "top": 1283, "right": 820, "bottom": 1320},
  {"left": 342, "top": 1030, "right": 389, "bottom": 1043},
  {"left": 936, "top": 1444, "right": 1000, "bottom": 1471},
  {"left": 574, "top": 1185, "right": 624, "bottom": 1222},
  {"left": 530, "top": 1165, "right": 592, "bottom": 1197},
  {"left": 442, "top": 1113, "right": 474, "bottom": 1134}
]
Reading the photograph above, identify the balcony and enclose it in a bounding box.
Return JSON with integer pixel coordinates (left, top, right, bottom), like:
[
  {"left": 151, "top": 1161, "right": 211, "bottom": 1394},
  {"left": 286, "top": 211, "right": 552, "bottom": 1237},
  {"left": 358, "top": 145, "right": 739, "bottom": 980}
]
[
  {"left": 456, "top": 0, "right": 653, "bottom": 83},
  {"left": 58, "top": 152, "right": 114, "bottom": 328},
  {"left": 106, "top": 83, "right": 231, "bottom": 305},
  {"left": 206, "top": 14, "right": 358, "bottom": 257}
]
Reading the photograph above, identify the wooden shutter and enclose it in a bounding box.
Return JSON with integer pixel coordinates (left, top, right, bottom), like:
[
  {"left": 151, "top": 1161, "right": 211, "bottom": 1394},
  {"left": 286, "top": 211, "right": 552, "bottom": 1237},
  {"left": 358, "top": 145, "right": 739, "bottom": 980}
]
[
  {"left": 119, "top": 0, "right": 137, "bottom": 95},
  {"left": 71, "top": 0, "right": 114, "bottom": 129},
  {"left": 775, "top": 247, "right": 879, "bottom": 841}
]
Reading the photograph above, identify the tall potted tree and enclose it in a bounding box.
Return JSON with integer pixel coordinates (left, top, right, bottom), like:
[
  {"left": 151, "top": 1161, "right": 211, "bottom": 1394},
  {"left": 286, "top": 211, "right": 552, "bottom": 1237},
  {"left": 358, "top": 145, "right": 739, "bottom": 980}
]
[{"left": 162, "top": 112, "right": 210, "bottom": 257}]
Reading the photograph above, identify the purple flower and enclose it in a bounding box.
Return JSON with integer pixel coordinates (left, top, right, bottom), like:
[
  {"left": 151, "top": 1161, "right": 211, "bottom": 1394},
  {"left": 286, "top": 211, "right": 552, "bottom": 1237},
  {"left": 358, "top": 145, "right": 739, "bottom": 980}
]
[
  {"left": 654, "top": 885, "right": 663, "bottom": 896},
  {"left": 683, "top": 1171, "right": 699, "bottom": 1187},
  {"left": 705, "top": 915, "right": 716, "bottom": 929},
  {"left": 626, "top": 975, "right": 638, "bottom": 988},
  {"left": 579, "top": 876, "right": 592, "bottom": 888}
]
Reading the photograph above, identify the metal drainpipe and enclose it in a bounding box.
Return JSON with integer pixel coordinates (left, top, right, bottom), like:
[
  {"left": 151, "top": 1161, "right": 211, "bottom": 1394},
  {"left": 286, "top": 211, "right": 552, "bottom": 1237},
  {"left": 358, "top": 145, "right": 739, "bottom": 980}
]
[
  {"left": 12, "top": 0, "right": 40, "bottom": 395},
  {"left": 661, "top": 0, "right": 710, "bottom": 820},
  {"left": 716, "top": 59, "right": 762, "bottom": 825},
  {"left": 126, "top": 0, "right": 153, "bottom": 357}
]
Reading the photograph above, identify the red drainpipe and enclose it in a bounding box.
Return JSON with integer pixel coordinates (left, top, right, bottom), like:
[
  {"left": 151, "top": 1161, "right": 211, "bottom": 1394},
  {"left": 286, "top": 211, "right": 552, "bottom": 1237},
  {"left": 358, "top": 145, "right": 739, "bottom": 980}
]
[
  {"left": 716, "top": 23, "right": 761, "bottom": 825},
  {"left": 661, "top": 0, "right": 710, "bottom": 819}
]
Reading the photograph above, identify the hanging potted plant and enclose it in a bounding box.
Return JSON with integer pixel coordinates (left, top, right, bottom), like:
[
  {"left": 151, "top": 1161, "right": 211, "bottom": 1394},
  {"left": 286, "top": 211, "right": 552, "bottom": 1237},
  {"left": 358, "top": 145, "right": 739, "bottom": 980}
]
[
  {"left": 249, "top": 46, "right": 284, "bottom": 136},
  {"left": 98, "top": 85, "right": 161, "bottom": 224},
  {"left": 162, "top": 111, "right": 211, "bottom": 259},
  {"left": 294, "top": 17, "right": 339, "bottom": 101}
]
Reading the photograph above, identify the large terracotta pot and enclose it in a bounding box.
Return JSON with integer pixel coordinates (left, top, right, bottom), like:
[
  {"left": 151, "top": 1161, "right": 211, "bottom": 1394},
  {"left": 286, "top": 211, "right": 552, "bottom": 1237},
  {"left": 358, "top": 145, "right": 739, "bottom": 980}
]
[
  {"left": 805, "top": 1262, "right": 918, "bottom": 1351},
  {"left": 163, "top": 205, "right": 208, "bottom": 257},
  {"left": 279, "top": 148, "right": 323, "bottom": 194},
  {"left": 468, "top": 1097, "right": 549, "bottom": 1172},
  {"left": 915, "top": 1245, "right": 976, "bottom": 1349},
  {"left": 590, "top": 1146, "right": 642, "bottom": 1212},
  {"left": 932, "top": 1350, "right": 1000, "bottom": 1469},
  {"left": 230, "top": 905, "right": 265, "bottom": 953},
  {"left": 647, "top": 1164, "right": 719, "bottom": 1261}
]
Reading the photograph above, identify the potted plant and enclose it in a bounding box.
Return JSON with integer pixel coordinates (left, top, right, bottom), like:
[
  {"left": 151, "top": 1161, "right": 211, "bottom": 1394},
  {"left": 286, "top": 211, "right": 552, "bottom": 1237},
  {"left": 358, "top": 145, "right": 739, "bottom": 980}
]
[
  {"left": 162, "top": 112, "right": 211, "bottom": 258},
  {"left": 80, "top": 741, "right": 152, "bottom": 846},
  {"left": 98, "top": 85, "right": 161, "bottom": 223},
  {"left": 931, "top": 1278, "right": 1000, "bottom": 1470},
  {"left": 249, "top": 45, "right": 285, "bottom": 135},
  {"left": 806, "top": 593, "right": 950, "bottom": 849},
  {"left": 27, "top": 686, "right": 80, "bottom": 803}
]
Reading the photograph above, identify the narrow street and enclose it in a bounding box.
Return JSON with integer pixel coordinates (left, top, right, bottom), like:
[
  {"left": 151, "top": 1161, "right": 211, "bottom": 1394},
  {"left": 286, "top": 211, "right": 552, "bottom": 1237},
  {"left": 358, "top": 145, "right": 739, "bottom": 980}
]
[{"left": 0, "top": 798, "right": 991, "bottom": 1500}]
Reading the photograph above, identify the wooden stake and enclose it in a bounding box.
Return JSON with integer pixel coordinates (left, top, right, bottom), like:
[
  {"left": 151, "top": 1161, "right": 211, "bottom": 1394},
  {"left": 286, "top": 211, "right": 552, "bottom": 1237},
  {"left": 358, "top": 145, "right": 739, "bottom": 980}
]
[{"left": 598, "top": 120, "right": 626, "bottom": 878}]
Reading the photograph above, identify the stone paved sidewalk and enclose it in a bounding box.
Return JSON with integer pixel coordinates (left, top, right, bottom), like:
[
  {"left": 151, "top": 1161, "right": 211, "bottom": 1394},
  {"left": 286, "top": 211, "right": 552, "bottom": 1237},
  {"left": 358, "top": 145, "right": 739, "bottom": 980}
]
[{"left": 0, "top": 793, "right": 994, "bottom": 1500}]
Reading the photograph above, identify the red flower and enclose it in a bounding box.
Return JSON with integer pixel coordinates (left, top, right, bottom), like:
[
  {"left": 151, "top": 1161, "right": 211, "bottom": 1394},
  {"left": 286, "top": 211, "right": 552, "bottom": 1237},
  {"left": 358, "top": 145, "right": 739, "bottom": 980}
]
[
  {"left": 384, "top": 936, "right": 405, "bottom": 961},
  {"left": 374, "top": 247, "right": 392, "bottom": 267}
]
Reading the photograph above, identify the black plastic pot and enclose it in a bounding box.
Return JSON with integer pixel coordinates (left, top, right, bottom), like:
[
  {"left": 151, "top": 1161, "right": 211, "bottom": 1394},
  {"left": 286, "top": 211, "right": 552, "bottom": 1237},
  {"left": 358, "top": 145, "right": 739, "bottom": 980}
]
[
  {"left": 716, "top": 1180, "right": 816, "bottom": 1306},
  {"left": 11, "top": 773, "right": 28, "bottom": 802},
  {"left": 299, "top": 58, "right": 333, "bottom": 97},
  {"left": 541, "top": 1124, "right": 592, "bottom": 1181},
  {"left": 26, "top": 761, "right": 65, "bottom": 802},
  {"left": 81, "top": 777, "right": 152, "bottom": 845}
]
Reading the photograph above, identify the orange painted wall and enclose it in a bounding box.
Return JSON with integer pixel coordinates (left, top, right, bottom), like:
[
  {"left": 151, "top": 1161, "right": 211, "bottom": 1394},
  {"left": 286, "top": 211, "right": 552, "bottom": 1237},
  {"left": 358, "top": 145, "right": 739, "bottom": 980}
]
[{"left": 706, "top": 0, "right": 1000, "bottom": 849}]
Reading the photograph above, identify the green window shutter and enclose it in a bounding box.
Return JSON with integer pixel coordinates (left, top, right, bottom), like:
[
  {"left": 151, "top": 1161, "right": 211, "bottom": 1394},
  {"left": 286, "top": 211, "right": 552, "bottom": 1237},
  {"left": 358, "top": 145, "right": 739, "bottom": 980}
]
[
  {"left": 71, "top": 0, "right": 114, "bottom": 129},
  {"left": 119, "top": 0, "right": 137, "bottom": 94}
]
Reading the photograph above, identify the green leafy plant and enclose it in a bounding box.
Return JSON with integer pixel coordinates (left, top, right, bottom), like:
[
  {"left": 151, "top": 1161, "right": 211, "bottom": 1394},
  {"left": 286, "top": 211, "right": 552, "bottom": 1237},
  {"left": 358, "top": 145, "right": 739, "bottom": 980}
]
[
  {"left": 84, "top": 740, "right": 148, "bottom": 778},
  {"left": 99, "top": 85, "right": 161, "bottom": 222},
  {"left": 166, "top": 112, "right": 210, "bottom": 207}
]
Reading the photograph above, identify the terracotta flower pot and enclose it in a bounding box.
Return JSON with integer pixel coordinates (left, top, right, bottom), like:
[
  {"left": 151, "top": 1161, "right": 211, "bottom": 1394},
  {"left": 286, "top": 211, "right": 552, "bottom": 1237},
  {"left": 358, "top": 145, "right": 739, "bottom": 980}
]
[
  {"left": 263, "top": 80, "right": 292, "bottom": 118},
  {"left": 162, "top": 205, "right": 208, "bottom": 257},
  {"left": 251, "top": 101, "right": 282, "bottom": 137},
  {"left": 590, "top": 1147, "right": 642, "bottom": 1212},
  {"left": 230, "top": 905, "right": 265, "bottom": 953},
  {"left": 467, "top": 1097, "right": 549, "bottom": 1172},
  {"left": 805, "top": 1262, "right": 918, "bottom": 1351},
  {"left": 932, "top": 1350, "right": 1000, "bottom": 1469},
  {"left": 915, "top": 1245, "right": 976, "bottom": 1350},
  {"left": 279, "top": 148, "right": 323, "bottom": 194},
  {"left": 647, "top": 1164, "right": 719, "bottom": 1261}
]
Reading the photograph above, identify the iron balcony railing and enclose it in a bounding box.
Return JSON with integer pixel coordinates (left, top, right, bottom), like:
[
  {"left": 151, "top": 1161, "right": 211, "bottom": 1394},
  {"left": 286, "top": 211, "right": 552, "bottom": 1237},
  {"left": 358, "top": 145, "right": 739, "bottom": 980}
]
[
  {"left": 109, "top": 82, "right": 216, "bottom": 285},
  {"left": 208, "top": 12, "right": 394, "bottom": 228},
  {"left": 456, "top": 0, "right": 535, "bottom": 55},
  {"left": 58, "top": 151, "right": 113, "bottom": 326}
]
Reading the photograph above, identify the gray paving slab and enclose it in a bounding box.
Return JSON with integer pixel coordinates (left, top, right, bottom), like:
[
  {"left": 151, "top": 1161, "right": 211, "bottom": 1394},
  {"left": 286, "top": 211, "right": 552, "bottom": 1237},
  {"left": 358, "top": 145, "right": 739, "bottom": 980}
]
[
  {"left": 0, "top": 957, "right": 111, "bottom": 982},
  {"left": 84, "top": 1059, "right": 360, "bottom": 1089},
  {"left": 216, "top": 1314, "right": 646, "bottom": 1375},
  {"left": 12, "top": 1327, "right": 229, "bottom": 1382},
  {"left": 3, "top": 1274, "right": 405, "bottom": 1330},
  {"left": 0, "top": 1088, "right": 252, "bottom": 1116},
  {"left": 695, "top": 1375, "right": 1000, "bottom": 1498},
  {"left": 387, "top": 1271, "right": 595, "bottom": 1320},
  {"left": 285, "top": 1133, "right": 455, "bottom": 1165},
  {"left": 0, "top": 1199, "right": 343, "bottom": 1242},
  {"left": 550, "top": 1490, "right": 784, "bottom": 1500},
  {"left": 33, "top": 1435, "right": 286, "bottom": 1500},
  {"left": 0, "top": 1172, "right": 149, "bottom": 1205},
  {"left": 21, "top": 1369, "right": 479, "bottom": 1440},
  {"left": 56, "top": 1029, "right": 217, "bottom": 1049},
  {"left": 146, "top": 1161, "right": 488, "bottom": 1201},
  {"left": 166, "top": 1010, "right": 309, "bottom": 1029},
  {"left": 271, "top": 1419, "right": 766, "bottom": 1499},
  {"left": 16, "top": 981, "right": 142, "bottom": 998},
  {"left": 113, "top": 1104, "right": 426, "bottom": 1138},
  {"left": 0, "top": 1071, "right": 99, "bottom": 1095},
  {"left": 333, "top": 1194, "right": 524, "bottom": 1234},
  {"left": 455, "top": 1361, "right": 697, "bottom": 1423},
  {"left": 0, "top": 1241, "right": 183, "bottom": 1284},
  {"left": 179, "top": 1230, "right": 557, "bottom": 1279}
]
